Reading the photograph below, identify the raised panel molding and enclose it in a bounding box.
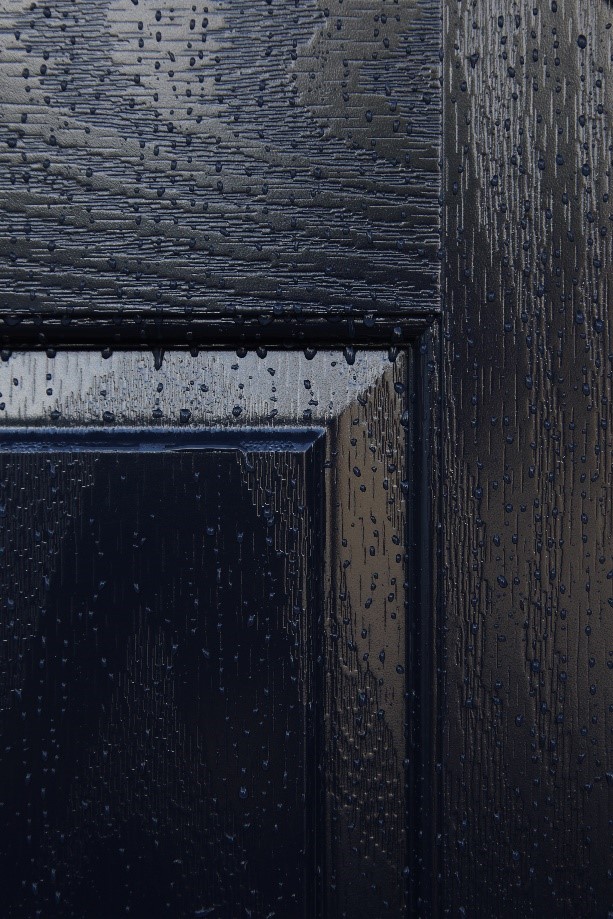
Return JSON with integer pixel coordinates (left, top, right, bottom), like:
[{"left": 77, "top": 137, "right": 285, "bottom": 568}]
[{"left": 0, "top": 349, "right": 424, "bottom": 916}]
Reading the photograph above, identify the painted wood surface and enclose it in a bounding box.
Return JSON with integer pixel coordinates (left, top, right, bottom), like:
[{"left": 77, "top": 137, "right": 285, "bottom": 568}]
[
  {"left": 0, "top": 0, "right": 440, "bottom": 343},
  {"left": 0, "top": 0, "right": 611, "bottom": 916},
  {"left": 442, "top": 2, "right": 612, "bottom": 915}
]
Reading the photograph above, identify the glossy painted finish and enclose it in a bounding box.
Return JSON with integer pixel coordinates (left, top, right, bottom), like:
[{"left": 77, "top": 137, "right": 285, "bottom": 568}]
[
  {"left": 0, "top": 443, "right": 319, "bottom": 916},
  {"left": 0, "top": 351, "right": 414, "bottom": 917},
  {"left": 0, "top": 0, "right": 610, "bottom": 916},
  {"left": 442, "top": 2, "right": 612, "bottom": 916},
  {"left": 0, "top": 0, "right": 440, "bottom": 346}
]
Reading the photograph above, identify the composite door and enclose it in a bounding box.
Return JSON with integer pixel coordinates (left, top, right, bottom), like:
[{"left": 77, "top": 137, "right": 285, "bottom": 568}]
[{"left": 0, "top": 2, "right": 610, "bottom": 919}]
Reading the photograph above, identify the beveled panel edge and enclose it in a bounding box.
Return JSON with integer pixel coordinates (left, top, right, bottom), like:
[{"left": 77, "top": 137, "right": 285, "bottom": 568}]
[{"left": 0, "top": 348, "right": 402, "bottom": 427}]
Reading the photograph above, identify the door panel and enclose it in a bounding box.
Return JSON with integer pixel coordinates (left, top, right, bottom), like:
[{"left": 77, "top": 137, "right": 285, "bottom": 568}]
[
  {"left": 0, "top": 349, "right": 413, "bottom": 917},
  {"left": 0, "top": 442, "right": 320, "bottom": 917}
]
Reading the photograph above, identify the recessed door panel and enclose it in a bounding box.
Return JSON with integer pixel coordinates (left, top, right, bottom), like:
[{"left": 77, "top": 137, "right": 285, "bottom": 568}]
[
  {"left": 0, "top": 349, "right": 413, "bottom": 918},
  {"left": 0, "top": 440, "right": 320, "bottom": 917}
]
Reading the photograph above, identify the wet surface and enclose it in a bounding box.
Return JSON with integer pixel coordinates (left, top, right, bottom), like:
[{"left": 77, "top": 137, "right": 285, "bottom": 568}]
[
  {"left": 0, "top": 0, "right": 440, "bottom": 342},
  {"left": 0, "top": 445, "right": 317, "bottom": 917}
]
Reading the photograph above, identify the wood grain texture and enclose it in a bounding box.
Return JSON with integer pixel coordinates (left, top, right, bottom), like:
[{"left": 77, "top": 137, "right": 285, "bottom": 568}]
[
  {"left": 442, "top": 1, "right": 612, "bottom": 915},
  {"left": 0, "top": 0, "right": 440, "bottom": 344}
]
